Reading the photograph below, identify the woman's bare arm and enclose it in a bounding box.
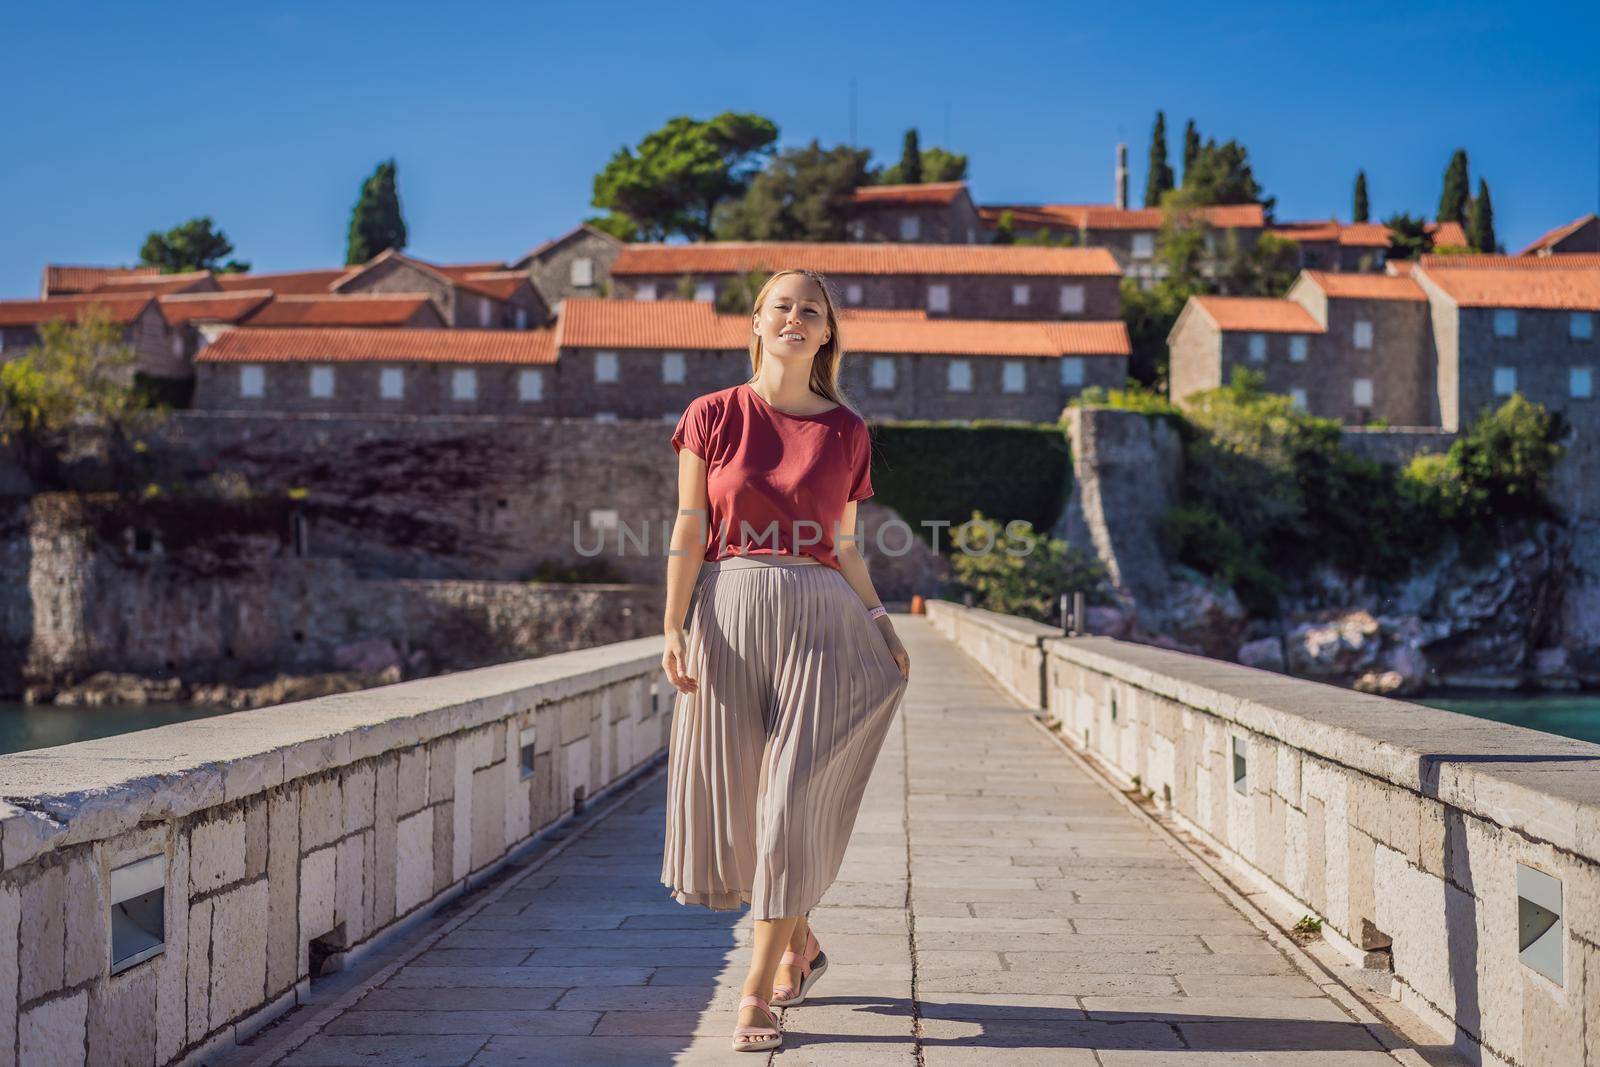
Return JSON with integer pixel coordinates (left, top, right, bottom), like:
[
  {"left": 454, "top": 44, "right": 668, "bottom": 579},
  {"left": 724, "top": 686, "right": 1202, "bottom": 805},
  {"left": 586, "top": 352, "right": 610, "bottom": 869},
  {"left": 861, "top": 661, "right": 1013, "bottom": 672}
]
[{"left": 835, "top": 500, "right": 910, "bottom": 677}]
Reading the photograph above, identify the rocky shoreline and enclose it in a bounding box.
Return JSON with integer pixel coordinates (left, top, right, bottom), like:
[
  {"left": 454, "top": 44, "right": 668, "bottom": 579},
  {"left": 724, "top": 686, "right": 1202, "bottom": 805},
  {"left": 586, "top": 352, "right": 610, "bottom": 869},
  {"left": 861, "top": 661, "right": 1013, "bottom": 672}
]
[{"left": 21, "top": 664, "right": 405, "bottom": 711}]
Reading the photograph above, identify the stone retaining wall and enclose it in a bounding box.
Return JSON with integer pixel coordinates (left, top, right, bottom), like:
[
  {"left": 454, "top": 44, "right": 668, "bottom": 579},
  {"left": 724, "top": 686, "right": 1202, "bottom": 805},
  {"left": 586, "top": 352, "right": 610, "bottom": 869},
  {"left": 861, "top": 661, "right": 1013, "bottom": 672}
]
[
  {"left": 927, "top": 599, "right": 1600, "bottom": 1067},
  {"left": 0, "top": 636, "right": 671, "bottom": 1065}
]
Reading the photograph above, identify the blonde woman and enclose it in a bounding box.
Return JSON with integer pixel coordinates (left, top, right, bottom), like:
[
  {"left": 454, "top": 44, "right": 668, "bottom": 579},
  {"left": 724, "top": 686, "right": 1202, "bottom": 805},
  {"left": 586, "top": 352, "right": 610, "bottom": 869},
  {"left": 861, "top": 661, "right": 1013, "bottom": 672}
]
[{"left": 660, "top": 269, "right": 912, "bottom": 1051}]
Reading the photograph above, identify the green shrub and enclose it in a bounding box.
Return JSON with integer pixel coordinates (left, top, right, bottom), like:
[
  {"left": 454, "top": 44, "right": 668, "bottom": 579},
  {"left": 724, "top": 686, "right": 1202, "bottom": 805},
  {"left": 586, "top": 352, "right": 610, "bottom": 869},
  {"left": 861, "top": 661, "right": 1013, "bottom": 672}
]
[{"left": 946, "top": 510, "right": 1107, "bottom": 624}]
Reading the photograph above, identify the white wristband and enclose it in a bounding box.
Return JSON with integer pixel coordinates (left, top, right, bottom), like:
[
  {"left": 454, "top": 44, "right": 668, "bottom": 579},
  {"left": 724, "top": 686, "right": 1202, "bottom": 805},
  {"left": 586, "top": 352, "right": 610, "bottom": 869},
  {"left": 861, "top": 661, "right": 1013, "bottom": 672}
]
[{"left": 866, "top": 605, "right": 888, "bottom": 621}]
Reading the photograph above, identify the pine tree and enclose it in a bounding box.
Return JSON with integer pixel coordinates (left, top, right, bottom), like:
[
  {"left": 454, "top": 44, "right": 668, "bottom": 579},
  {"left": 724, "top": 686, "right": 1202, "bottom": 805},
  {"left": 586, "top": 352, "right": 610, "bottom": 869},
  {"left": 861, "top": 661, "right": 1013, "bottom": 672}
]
[
  {"left": 346, "top": 159, "right": 408, "bottom": 265},
  {"left": 899, "top": 129, "right": 922, "bottom": 184},
  {"left": 1143, "top": 111, "right": 1174, "bottom": 207},
  {"left": 1438, "top": 149, "right": 1470, "bottom": 224},
  {"left": 1353, "top": 171, "right": 1369, "bottom": 223},
  {"left": 1468, "top": 178, "right": 1497, "bottom": 253},
  {"left": 1182, "top": 120, "right": 1201, "bottom": 181}
]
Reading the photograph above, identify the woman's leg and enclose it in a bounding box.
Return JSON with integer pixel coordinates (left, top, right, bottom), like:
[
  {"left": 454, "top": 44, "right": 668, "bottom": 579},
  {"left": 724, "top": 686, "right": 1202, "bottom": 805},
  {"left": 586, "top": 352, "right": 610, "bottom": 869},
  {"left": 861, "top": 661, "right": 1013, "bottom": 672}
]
[
  {"left": 739, "top": 915, "right": 800, "bottom": 1036},
  {"left": 773, "top": 912, "right": 811, "bottom": 997}
]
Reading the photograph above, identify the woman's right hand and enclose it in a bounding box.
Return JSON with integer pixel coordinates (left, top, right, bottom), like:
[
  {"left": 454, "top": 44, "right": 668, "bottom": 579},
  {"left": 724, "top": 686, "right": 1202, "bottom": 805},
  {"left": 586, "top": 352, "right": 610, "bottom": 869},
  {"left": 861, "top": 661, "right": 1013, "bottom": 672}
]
[{"left": 663, "top": 628, "right": 698, "bottom": 694}]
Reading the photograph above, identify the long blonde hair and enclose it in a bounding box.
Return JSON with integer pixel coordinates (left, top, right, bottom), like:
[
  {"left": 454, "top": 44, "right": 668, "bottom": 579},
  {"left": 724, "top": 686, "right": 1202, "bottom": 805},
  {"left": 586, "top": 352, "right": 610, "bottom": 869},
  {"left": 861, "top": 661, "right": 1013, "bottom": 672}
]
[{"left": 746, "top": 269, "right": 855, "bottom": 413}]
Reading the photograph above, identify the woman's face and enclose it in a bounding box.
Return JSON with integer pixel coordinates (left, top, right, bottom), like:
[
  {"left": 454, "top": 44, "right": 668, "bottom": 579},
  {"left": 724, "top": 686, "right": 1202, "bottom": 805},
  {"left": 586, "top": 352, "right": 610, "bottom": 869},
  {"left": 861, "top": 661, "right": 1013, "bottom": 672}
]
[{"left": 754, "top": 275, "right": 831, "bottom": 361}]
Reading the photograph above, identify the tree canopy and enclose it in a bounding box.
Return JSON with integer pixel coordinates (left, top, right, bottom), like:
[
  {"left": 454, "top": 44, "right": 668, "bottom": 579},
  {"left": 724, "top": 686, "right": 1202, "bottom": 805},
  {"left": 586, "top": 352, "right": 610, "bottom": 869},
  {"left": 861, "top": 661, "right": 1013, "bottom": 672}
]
[
  {"left": 1384, "top": 211, "right": 1433, "bottom": 260},
  {"left": 713, "top": 141, "right": 874, "bottom": 241},
  {"left": 1438, "top": 149, "right": 1470, "bottom": 224},
  {"left": 346, "top": 159, "right": 408, "bottom": 265},
  {"left": 1143, "top": 112, "right": 1174, "bottom": 208},
  {"left": 139, "top": 217, "right": 249, "bottom": 274},
  {"left": 1177, "top": 138, "right": 1272, "bottom": 212},
  {"left": 1353, "top": 170, "right": 1369, "bottom": 223},
  {"left": 590, "top": 113, "right": 778, "bottom": 241},
  {"left": 875, "top": 129, "right": 968, "bottom": 184},
  {"left": 1468, "top": 177, "right": 1497, "bottom": 253}
]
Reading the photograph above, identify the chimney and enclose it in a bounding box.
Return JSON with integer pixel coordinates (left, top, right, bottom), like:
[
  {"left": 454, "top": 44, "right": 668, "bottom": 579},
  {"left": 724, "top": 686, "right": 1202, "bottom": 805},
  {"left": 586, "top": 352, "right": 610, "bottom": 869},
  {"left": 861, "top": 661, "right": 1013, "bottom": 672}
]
[{"left": 1115, "top": 142, "right": 1129, "bottom": 209}]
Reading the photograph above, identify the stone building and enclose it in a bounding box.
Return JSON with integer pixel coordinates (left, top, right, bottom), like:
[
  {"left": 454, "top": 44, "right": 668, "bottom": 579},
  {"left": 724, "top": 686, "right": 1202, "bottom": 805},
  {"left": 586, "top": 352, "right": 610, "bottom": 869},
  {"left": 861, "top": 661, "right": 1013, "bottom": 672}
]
[
  {"left": 512, "top": 223, "right": 624, "bottom": 305},
  {"left": 608, "top": 242, "right": 1122, "bottom": 321},
  {"left": 193, "top": 327, "right": 559, "bottom": 416},
  {"left": 0, "top": 295, "right": 179, "bottom": 379},
  {"left": 1265, "top": 220, "right": 1392, "bottom": 272},
  {"left": 332, "top": 250, "right": 549, "bottom": 329},
  {"left": 1518, "top": 213, "right": 1600, "bottom": 257},
  {"left": 845, "top": 181, "right": 983, "bottom": 244}
]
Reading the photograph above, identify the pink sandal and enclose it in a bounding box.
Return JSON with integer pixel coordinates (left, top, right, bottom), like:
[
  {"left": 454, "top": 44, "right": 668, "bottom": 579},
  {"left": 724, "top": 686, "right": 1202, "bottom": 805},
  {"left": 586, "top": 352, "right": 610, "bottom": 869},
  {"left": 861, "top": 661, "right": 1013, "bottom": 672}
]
[
  {"left": 732, "top": 993, "right": 782, "bottom": 1051},
  {"left": 770, "top": 927, "right": 828, "bottom": 1007}
]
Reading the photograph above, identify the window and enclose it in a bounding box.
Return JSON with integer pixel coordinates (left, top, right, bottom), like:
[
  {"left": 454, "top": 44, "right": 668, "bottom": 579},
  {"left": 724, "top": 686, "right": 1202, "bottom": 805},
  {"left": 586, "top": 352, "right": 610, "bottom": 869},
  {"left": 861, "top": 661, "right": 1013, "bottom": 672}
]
[
  {"left": 451, "top": 369, "right": 477, "bottom": 401},
  {"left": 1289, "top": 387, "right": 1308, "bottom": 411},
  {"left": 846, "top": 219, "right": 866, "bottom": 240},
  {"left": 1570, "top": 367, "right": 1593, "bottom": 399},
  {"left": 1493, "top": 366, "right": 1517, "bottom": 396},
  {"left": 1131, "top": 233, "right": 1155, "bottom": 259},
  {"left": 1059, "top": 357, "right": 1085, "bottom": 387},
  {"left": 1352, "top": 378, "right": 1373, "bottom": 407},
  {"left": 515, "top": 307, "right": 528, "bottom": 330},
  {"left": 870, "top": 357, "right": 895, "bottom": 390},
  {"left": 1002, "top": 361, "right": 1026, "bottom": 393},
  {"left": 1059, "top": 285, "right": 1085, "bottom": 314},
  {"left": 1289, "top": 335, "right": 1309, "bottom": 363},
  {"left": 594, "top": 351, "right": 619, "bottom": 382},
  {"left": 518, "top": 368, "right": 543, "bottom": 402},
  {"left": 1012, "top": 284, "right": 1030, "bottom": 306},
  {"left": 309, "top": 365, "right": 334, "bottom": 398},
  {"left": 661, "top": 352, "right": 685, "bottom": 384},
  {"left": 571, "top": 257, "right": 594, "bottom": 287},
  {"left": 694, "top": 281, "right": 715, "bottom": 303},
  {"left": 0, "top": 330, "right": 7, "bottom": 353},
  {"left": 594, "top": 411, "right": 618, "bottom": 423},
  {"left": 379, "top": 367, "right": 404, "bottom": 400},
  {"left": 1494, "top": 309, "right": 1518, "bottom": 338},
  {"left": 928, "top": 284, "right": 950, "bottom": 313},
  {"left": 1573, "top": 313, "right": 1594, "bottom": 340},
  {"left": 634, "top": 283, "right": 657, "bottom": 302},
  {"left": 171, "top": 334, "right": 184, "bottom": 357},
  {"left": 1248, "top": 333, "right": 1267, "bottom": 362},
  {"left": 1353, "top": 320, "right": 1373, "bottom": 349},
  {"left": 947, "top": 360, "right": 972, "bottom": 392},
  {"left": 900, "top": 216, "right": 921, "bottom": 240},
  {"left": 478, "top": 298, "right": 493, "bottom": 328},
  {"left": 239, "top": 364, "right": 265, "bottom": 398},
  {"left": 846, "top": 283, "right": 863, "bottom": 305}
]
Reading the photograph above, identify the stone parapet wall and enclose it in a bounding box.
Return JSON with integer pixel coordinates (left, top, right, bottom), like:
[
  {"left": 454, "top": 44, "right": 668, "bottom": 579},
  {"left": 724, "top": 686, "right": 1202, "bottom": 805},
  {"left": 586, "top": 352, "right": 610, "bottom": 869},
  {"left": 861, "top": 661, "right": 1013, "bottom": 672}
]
[
  {"left": 926, "top": 599, "right": 1600, "bottom": 1067},
  {"left": 0, "top": 637, "right": 671, "bottom": 1065}
]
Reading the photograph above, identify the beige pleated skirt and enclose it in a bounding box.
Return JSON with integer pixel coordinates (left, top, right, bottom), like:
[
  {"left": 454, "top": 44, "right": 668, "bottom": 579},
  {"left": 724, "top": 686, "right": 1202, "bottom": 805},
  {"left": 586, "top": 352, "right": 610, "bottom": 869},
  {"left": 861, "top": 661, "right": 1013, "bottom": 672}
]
[{"left": 661, "top": 552, "right": 910, "bottom": 920}]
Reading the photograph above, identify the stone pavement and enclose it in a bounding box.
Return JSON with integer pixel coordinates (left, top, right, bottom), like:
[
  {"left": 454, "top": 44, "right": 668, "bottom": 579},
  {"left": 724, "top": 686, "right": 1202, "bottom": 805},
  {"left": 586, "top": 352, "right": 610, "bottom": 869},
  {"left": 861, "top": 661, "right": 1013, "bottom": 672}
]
[{"left": 245, "top": 616, "right": 1418, "bottom": 1065}]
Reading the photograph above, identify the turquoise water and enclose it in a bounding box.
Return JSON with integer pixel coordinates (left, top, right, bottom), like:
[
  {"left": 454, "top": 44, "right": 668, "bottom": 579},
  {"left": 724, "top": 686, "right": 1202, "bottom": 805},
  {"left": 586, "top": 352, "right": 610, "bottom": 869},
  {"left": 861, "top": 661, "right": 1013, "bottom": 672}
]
[
  {"left": 1412, "top": 690, "right": 1600, "bottom": 745},
  {"left": 0, "top": 701, "right": 239, "bottom": 755}
]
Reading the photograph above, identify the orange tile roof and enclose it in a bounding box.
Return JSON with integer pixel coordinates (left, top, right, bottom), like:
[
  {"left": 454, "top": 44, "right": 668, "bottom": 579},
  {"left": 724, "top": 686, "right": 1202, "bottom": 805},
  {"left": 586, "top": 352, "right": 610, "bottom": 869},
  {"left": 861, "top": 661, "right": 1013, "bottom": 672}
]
[
  {"left": 1386, "top": 260, "right": 1417, "bottom": 276},
  {"left": 1303, "top": 270, "right": 1426, "bottom": 302},
  {"left": 90, "top": 270, "right": 218, "bottom": 296},
  {"left": 453, "top": 271, "right": 528, "bottom": 301},
  {"left": 849, "top": 181, "right": 968, "bottom": 206},
  {"left": 611, "top": 242, "right": 1121, "bottom": 278},
  {"left": 1190, "top": 296, "right": 1325, "bottom": 333},
  {"left": 158, "top": 291, "right": 273, "bottom": 325},
  {"left": 197, "top": 327, "right": 557, "bottom": 366},
  {"left": 0, "top": 296, "right": 154, "bottom": 328},
  {"left": 837, "top": 308, "right": 929, "bottom": 321},
  {"left": 555, "top": 298, "right": 1128, "bottom": 357},
  {"left": 1517, "top": 213, "right": 1597, "bottom": 256},
  {"left": 214, "top": 268, "right": 356, "bottom": 294},
  {"left": 982, "top": 203, "right": 1266, "bottom": 231},
  {"left": 1338, "top": 223, "right": 1392, "bottom": 247},
  {"left": 241, "top": 294, "right": 438, "bottom": 328},
  {"left": 1426, "top": 221, "right": 1469, "bottom": 248},
  {"left": 1416, "top": 263, "right": 1600, "bottom": 311},
  {"left": 1269, "top": 221, "right": 1340, "bottom": 242},
  {"left": 41, "top": 264, "right": 160, "bottom": 295},
  {"left": 1418, "top": 252, "right": 1600, "bottom": 270}
]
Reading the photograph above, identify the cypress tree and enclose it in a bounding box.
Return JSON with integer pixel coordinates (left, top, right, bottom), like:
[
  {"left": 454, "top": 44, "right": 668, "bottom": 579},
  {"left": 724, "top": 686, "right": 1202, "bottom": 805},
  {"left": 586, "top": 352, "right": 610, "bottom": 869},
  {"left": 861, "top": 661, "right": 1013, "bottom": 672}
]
[
  {"left": 899, "top": 128, "right": 922, "bottom": 184},
  {"left": 1143, "top": 111, "right": 1174, "bottom": 207},
  {"left": 1438, "top": 149, "right": 1470, "bottom": 224},
  {"left": 1182, "top": 120, "right": 1201, "bottom": 181},
  {"left": 1353, "top": 170, "right": 1370, "bottom": 223},
  {"left": 1468, "top": 178, "right": 1496, "bottom": 253},
  {"left": 347, "top": 158, "right": 408, "bottom": 265}
]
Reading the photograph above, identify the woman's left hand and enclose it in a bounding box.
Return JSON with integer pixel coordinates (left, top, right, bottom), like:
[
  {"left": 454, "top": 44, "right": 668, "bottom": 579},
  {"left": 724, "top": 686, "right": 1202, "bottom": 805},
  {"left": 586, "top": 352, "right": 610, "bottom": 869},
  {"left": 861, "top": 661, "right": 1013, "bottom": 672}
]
[{"left": 875, "top": 618, "right": 910, "bottom": 678}]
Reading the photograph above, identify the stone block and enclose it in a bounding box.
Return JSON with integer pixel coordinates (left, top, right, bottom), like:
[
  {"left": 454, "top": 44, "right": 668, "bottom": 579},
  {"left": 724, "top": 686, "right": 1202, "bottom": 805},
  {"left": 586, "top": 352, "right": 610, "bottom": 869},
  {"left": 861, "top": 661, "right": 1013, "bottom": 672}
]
[
  {"left": 299, "top": 776, "right": 343, "bottom": 852},
  {"left": 189, "top": 810, "right": 247, "bottom": 895},
  {"left": 243, "top": 799, "right": 270, "bottom": 880},
  {"left": 266, "top": 790, "right": 300, "bottom": 997},
  {"left": 19, "top": 865, "right": 66, "bottom": 1002},
  {"left": 19, "top": 990, "right": 86, "bottom": 1067},
  {"left": 1347, "top": 828, "right": 1375, "bottom": 939},
  {"left": 299, "top": 846, "right": 337, "bottom": 973},
  {"left": 397, "top": 745, "right": 429, "bottom": 817},
  {"left": 470, "top": 766, "right": 507, "bottom": 873},
  {"left": 428, "top": 738, "right": 456, "bottom": 805},
  {"left": 186, "top": 898, "right": 212, "bottom": 1044},
  {"left": 154, "top": 833, "right": 190, "bottom": 1064},
  {"left": 1584, "top": 943, "right": 1600, "bottom": 1067},
  {"left": 452, "top": 750, "right": 473, "bottom": 881},
  {"left": 335, "top": 834, "right": 367, "bottom": 946},
  {"left": 432, "top": 800, "right": 455, "bottom": 895},
  {"left": 1305, "top": 795, "right": 1327, "bottom": 915},
  {"left": 1283, "top": 803, "right": 1308, "bottom": 900},
  {"left": 373, "top": 758, "right": 399, "bottom": 928},
  {"left": 1522, "top": 963, "right": 1582, "bottom": 1067},
  {"left": 88, "top": 960, "right": 157, "bottom": 1067},
  {"left": 209, "top": 878, "right": 269, "bottom": 1030},
  {"left": 1385, "top": 786, "right": 1421, "bottom": 866},
  {"left": 62, "top": 852, "right": 106, "bottom": 988},
  {"left": 395, "top": 810, "right": 435, "bottom": 918},
  {"left": 1274, "top": 746, "right": 1301, "bottom": 807},
  {"left": 342, "top": 764, "right": 376, "bottom": 836},
  {"left": 0, "top": 883, "right": 18, "bottom": 1062}
]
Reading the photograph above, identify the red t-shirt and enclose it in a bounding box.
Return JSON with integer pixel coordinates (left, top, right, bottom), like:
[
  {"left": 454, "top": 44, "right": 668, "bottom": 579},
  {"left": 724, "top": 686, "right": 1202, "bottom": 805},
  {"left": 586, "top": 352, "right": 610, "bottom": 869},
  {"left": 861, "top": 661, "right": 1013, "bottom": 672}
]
[{"left": 671, "top": 382, "right": 873, "bottom": 571}]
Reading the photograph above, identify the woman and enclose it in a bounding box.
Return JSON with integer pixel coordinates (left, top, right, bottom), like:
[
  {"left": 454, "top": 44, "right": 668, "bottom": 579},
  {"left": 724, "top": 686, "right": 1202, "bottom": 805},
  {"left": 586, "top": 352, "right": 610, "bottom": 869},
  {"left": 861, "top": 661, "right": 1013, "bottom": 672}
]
[{"left": 660, "top": 268, "right": 912, "bottom": 1052}]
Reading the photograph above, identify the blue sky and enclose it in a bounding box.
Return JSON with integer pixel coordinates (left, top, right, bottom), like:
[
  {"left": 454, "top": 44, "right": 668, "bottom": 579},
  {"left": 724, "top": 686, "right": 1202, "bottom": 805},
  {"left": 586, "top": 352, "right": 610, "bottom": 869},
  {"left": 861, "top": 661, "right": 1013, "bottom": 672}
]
[{"left": 2, "top": 1, "right": 1596, "bottom": 296}]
